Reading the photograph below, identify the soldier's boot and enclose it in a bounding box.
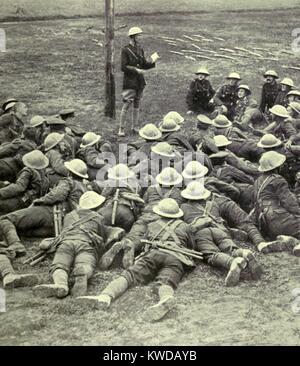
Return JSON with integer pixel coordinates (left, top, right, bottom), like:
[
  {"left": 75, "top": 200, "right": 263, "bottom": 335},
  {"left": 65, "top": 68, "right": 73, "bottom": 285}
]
[
  {"left": 99, "top": 241, "right": 124, "bottom": 269},
  {"left": 0, "top": 219, "right": 26, "bottom": 257},
  {"left": 118, "top": 102, "right": 130, "bottom": 137},
  {"left": 276, "top": 235, "right": 299, "bottom": 251},
  {"left": 122, "top": 243, "right": 135, "bottom": 269},
  {"left": 144, "top": 284, "right": 176, "bottom": 322},
  {"left": 4, "top": 273, "right": 40, "bottom": 289},
  {"left": 225, "top": 257, "right": 247, "bottom": 287},
  {"left": 33, "top": 269, "right": 69, "bottom": 298},
  {"left": 232, "top": 248, "right": 263, "bottom": 280},
  {"left": 0, "top": 254, "right": 39, "bottom": 289},
  {"left": 76, "top": 276, "right": 129, "bottom": 310},
  {"left": 131, "top": 108, "right": 140, "bottom": 134},
  {"left": 72, "top": 266, "right": 89, "bottom": 297},
  {"left": 257, "top": 237, "right": 296, "bottom": 254},
  {"left": 72, "top": 275, "right": 88, "bottom": 297}
]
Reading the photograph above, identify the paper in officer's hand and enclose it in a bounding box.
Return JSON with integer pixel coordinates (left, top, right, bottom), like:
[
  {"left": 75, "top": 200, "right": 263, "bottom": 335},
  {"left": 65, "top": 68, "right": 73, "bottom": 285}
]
[{"left": 151, "top": 52, "right": 160, "bottom": 63}]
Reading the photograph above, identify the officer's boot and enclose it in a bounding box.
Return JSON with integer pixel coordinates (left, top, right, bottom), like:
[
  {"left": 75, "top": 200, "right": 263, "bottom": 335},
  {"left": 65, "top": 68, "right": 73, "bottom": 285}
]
[
  {"left": 76, "top": 276, "right": 129, "bottom": 310},
  {"left": 71, "top": 266, "right": 89, "bottom": 297},
  {"left": 144, "top": 284, "right": 176, "bottom": 322},
  {"left": 33, "top": 269, "right": 69, "bottom": 298},
  {"left": 232, "top": 248, "right": 263, "bottom": 280},
  {"left": 131, "top": 108, "right": 140, "bottom": 134},
  {"left": 0, "top": 254, "right": 39, "bottom": 289},
  {"left": 118, "top": 102, "right": 130, "bottom": 137},
  {"left": 0, "top": 219, "right": 26, "bottom": 257}
]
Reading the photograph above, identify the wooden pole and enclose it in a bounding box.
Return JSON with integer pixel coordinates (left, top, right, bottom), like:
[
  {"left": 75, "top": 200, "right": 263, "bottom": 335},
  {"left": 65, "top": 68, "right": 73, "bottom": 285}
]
[{"left": 104, "top": 0, "right": 116, "bottom": 119}]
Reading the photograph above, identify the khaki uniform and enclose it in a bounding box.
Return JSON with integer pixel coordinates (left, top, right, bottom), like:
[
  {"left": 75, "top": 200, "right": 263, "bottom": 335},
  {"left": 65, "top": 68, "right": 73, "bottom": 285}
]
[
  {"left": 0, "top": 167, "right": 49, "bottom": 215},
  {"left": 253, "top": 173, "right": 300, "bottom": 239},
  {"left": 0, "top": 177, "right": 88, "bottom": 246},
  {"left": 121, "top": 218, "right": 195, "bottom": 289}
]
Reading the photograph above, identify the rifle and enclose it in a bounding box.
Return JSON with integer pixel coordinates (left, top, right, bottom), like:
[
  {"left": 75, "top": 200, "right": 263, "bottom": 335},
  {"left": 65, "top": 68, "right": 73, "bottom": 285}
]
[
  {"left": 53, "top": 204, "right": 63, "bottom": 236},
  {"left": 111, "top": 189, "right": 120, "bottom": 225},
  {"left": 139, "top": 239, "right": 203, "bottom": 261},
  {"left": 23, "top": 212, "right": 100, "bottom": 266}
]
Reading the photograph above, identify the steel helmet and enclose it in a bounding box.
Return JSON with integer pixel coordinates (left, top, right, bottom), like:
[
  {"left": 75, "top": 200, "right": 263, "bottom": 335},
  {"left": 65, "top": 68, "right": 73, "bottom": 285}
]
[
  {"left": 269, "top": 105, "right": 289, "bottom": 118},
  {"left": 212, "top": 115, "right": 232, "bottom": 128},
  {"left": 289, "top": 102, "right": 300, "bottom": 115},
  {"left": 257, "top": 134, "right": 282, "bottom": 149},
  {"left": 280, "top": 78, "right": 294, "bottom": 87},
  {"left": 182, "top": 161, "right": 208, "bottom": 179},
  {"left": 237, "top": 84, "right": 251, "bottom": 95},
  {"left": 139, "top": 123, "right": 162, "bottom": 140},
  {"left": 4, "top": 102, "right": 17, "bottom": 111},
  {"left": 30, "top": 115, "right": 46, "bottom": 128},
  {"left": 155, "top": 167, "right": 183, "bottom": 186},
  {"left": 46, "top": 116, "right": 66, "bottom": 126},
  {"left": 197, "top": 114, "right": 213, "bottom": 125},
  {"left": 181, "top": 181, "right": 211, "bottom": 201},
  {"left": 214, "top": 135, "right": 232, "bottom": 147},
  {"left": 153, "top": 198, "right": 183, "bottom": 218},
  {"left": 159, "top": 118, "right": 181, "bottom": 132},
  {"left": 108, "top": 164, "right": 135, "bottom": 180},
  {"left": 22, "top": 150, "right": 49, "bottom": 170},
  {"left": 195, "top": 66, "right": 210, "bottom": 75},
  {"left": 79, "top": 191, "right": 106, "bottom": 210},
  {"left": 128, "top": 27, "right": 143, "bottom": 37},
  {"left": 264, "top": 70, "right": 279, "bottom": 78},
  {"left": 2, "top": 98, "right": 18, "bottom": 111},
  {"left": 258, "top": 151, "right": 286, "bottom": 172},
  {"left": 64, "top": 159, "right": 89, "bottom": 179},
  {"left": 164, "top": 111, "right": 184, "bottom": 125},
  {"left": 151, "top": 142, "right": 176, "bottom": 158},
  {"left": 287, "top": 90, "right": 300, "bottom": 98},
  {"left": 44, "top": 132, "right": 65, "bottom": 151},
  {"left": 227, "top": 72, "right": 241, "bottom": 80},
  {"left": 80, "top": 132, "right": 101, "bottom": 148}
]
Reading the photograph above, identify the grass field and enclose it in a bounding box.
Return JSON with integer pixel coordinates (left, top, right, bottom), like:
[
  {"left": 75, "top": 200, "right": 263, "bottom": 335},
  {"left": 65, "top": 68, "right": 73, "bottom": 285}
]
[
  {"left": 1, "top": 9, "right": 300, "bottom": 346},
  {"left": 0, "top": 0, "right": 299, "bottom": 20}
]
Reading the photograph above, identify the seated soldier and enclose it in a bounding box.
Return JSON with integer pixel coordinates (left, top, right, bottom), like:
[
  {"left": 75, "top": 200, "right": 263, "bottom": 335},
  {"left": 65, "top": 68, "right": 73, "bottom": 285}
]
[
  {"left": 186, "top": 66, "right": 215, "bottom": 115},
  {"left": 213, "top": 72, "right": 241, "bottom": 121},
  {"left": 252, "top": 151, "right": 300, "bottom": 255},
  {"left": 43, "top": 132, "right": 73, "bottom": 186},
  {"left": 0, "top": 159, "right": 90, "bottom": 257},
  {"left": 0, "top": 150, "right": 49, "bottom": 215},
  {"left": 0, "top": 125, "right": 39, "bottom": 183},
  {"left": 33, "top": 191, "right": 121, "bottom": 298},
  {"left": 275, "top": 78, "right": 294, "bottom": 107},
  {"left": 0, "top": 102, "right": 28, "bottom": 145},
  {"left": 77, "top": 198, "right": 196, "bottom": 322},
  {"left": 181, "top": 182, "right": 262, "bottom": 286},
  {"left": 77, "top": 132, "right": 111, "bottom": 180},
  {"left": 233, "top": 85, "right": 263, "bottom": 130}
]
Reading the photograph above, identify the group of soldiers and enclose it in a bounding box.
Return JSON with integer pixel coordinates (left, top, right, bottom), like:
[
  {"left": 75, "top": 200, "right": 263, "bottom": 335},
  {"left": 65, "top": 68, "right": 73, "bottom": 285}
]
[{"left": 0, "top": 62, "right": 300, "bottom": 322}]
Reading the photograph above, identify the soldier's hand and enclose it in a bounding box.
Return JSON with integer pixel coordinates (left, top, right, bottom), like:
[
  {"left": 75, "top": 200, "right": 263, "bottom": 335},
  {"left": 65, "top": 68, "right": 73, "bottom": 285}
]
[
  {"left": 135, "top": 68, "right": 145, "bottom": 75},
  {"left": 187, "top": 110, "right": 194, "bottom": 116}
]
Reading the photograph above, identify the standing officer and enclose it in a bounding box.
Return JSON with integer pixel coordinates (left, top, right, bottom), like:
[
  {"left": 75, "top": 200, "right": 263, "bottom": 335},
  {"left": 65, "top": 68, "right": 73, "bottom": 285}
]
[{"left": 118, "top": 27, "right": 159, "bottom": 137}]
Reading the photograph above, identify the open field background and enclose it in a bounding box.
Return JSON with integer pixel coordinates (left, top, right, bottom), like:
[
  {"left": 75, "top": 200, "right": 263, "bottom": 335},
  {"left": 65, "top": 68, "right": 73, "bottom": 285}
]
[
  {"left": 1, "top": 8, "right": 300, "bottom": 345},
  {"left": 0, "top": 0, "right": 299, "bottom": 20}
]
